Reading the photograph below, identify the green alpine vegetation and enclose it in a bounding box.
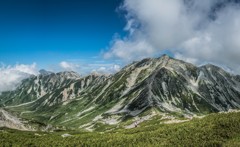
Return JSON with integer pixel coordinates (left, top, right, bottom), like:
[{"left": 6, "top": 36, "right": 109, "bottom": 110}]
[{"left": 1, "top": 111, "right": 240, "bottom": 146}]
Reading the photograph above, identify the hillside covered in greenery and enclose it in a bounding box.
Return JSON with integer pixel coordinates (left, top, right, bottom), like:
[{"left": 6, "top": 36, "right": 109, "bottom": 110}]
[{"left": 1, "top": 111, "right": 240, "bottom": 146}]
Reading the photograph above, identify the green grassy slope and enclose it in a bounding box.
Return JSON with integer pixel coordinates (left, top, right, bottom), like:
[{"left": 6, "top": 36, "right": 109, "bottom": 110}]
[{"left": 1, "top": 111, "right": 240, "bottom": 146}]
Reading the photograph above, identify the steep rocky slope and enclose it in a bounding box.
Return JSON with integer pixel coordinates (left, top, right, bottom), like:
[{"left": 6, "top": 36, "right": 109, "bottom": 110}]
[{"left": 0, "top": 108, "right": 29, "bottom": 130}]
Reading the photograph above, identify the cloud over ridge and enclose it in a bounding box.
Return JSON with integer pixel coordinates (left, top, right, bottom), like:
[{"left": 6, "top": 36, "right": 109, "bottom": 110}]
[
  {"left": 0, "top": 63, "right": 38, "bottom": 93},
  {"left": 105, "top": 0, "right": 240, "bottom": 73}
]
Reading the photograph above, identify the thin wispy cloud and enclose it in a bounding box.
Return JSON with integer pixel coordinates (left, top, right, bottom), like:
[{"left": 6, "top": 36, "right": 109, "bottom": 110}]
[{"left": 58, "top": 59, "right": 122, "bottom": 75}]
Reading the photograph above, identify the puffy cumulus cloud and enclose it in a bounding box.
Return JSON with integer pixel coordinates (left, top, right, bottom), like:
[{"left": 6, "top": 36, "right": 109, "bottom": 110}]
[
  {"left": 59, "top": 61, "right": 80, "bottom": 71},
  {"left": 105, "top": 0, "right": 240, "bottom": 73},
  {"left": 177, "top": 3, "right": 240, "bottom": 72},
  {"left": 0, "top": 63, "right": 38, "bottom": 93}
]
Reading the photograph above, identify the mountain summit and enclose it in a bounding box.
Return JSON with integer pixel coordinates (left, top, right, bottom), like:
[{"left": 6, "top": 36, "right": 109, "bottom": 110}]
[{"left": 39, "top": 69, "right": 53, "bottom": 76}]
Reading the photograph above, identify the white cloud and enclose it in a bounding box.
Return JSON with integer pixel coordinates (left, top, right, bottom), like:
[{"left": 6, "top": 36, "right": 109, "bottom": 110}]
[
  {"left": 59, "top": 61, "right": 80, "bottom": 71},
  {"left": 91, "top": 64, "right": 121, "bottom": 74},
  {"left": 105, "top": 0, "right": 240, "bottom": 73},
  {"left": 57, "top": 57, "right": 122, "bottom": 76},
  {"left": 0, "top": 63, "right": 38, "bottom": 93},
  {"left": 104, "top": 36, "right": 155, "bottom": 62}
]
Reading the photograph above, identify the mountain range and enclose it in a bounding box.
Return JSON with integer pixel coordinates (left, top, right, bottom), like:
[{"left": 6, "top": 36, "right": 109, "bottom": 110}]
[{"left": 1, "top": 55, "right": 240, "bottom": 131}]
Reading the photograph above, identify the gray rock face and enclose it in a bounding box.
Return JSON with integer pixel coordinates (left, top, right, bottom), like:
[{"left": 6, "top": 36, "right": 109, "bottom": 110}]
[
  {"left": 0, "top": 71, "right": 107, "bottom": 107},
  {"left": 94, "top": 55, "right": 240, "bottom": 115},
  {"left": 0, "top": 109, "right": 29, "bottom": 130}
]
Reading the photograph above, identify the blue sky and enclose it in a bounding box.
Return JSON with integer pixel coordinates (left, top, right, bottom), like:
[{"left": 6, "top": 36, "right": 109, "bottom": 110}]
[
  {"left": 1, "top": 0, "right": 240, "bottom": 75},
  {"left": 1, "top": 0, "right": 240, "bottom": 92},
  {"left": 0, "top": 0, "right": 125, "bottom": 71}
]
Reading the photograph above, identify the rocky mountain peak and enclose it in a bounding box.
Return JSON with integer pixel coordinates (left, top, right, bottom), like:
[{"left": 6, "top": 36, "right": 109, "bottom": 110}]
[
  {"left": 56, "top": 71, "right": 81, "bottom": 79},
  {"left": 158, "top": 54, "right": 171, "bottom": 60},
  {"left": 39, "top": 69, "right": 53, "bottom": 76}
]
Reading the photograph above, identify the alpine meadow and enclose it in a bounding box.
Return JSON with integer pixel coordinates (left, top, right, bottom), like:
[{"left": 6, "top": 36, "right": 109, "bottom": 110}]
[{"left": 1, "top": 0, "right": 240, "bottom": 146}]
